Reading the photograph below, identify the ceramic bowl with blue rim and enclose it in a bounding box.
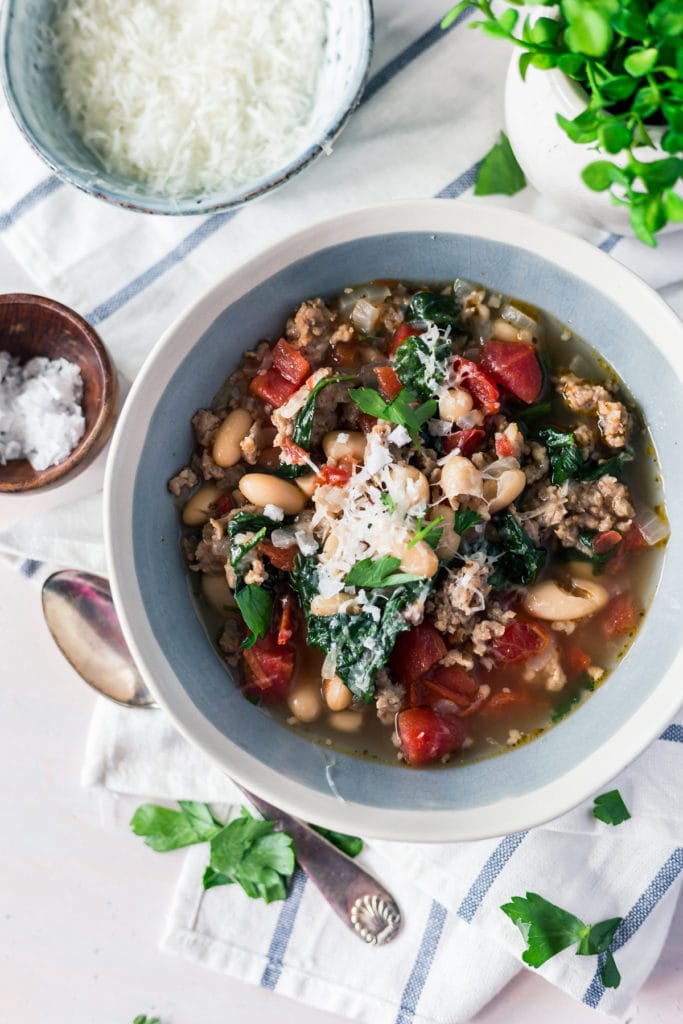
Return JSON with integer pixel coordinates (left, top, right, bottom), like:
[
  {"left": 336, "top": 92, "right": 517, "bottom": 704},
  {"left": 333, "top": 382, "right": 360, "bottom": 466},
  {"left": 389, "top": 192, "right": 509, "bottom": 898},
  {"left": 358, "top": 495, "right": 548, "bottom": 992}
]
[
  {"left": 0, "top": 0, "right": 373, "bottom": 215},
  {"left": 104, "top": 201, "right": 683, "bottom": 841}
]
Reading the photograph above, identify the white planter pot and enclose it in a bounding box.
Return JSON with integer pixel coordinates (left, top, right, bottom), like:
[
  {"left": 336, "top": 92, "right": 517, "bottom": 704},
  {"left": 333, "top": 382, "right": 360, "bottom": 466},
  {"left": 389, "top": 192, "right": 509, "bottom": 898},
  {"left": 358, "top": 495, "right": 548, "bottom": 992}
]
[{"left": 505, "top": 54, "right": 681, "bottom": 237}]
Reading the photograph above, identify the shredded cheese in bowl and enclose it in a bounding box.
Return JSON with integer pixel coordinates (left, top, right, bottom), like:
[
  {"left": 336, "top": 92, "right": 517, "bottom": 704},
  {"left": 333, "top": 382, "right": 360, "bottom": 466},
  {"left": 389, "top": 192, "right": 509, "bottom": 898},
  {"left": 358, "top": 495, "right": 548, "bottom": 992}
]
[{"left": 51, "top": 0, "right": 327, "bottom": 198}]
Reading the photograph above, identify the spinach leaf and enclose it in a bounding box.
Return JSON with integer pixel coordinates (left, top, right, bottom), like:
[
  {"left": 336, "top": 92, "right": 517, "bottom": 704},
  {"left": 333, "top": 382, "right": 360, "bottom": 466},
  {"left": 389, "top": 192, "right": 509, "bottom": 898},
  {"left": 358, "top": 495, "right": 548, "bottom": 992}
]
[
  {"left": 580, "top": 449, "right": 633, "bottom": 480},
  {"left": 407, "top": 291, "right": 463, "bottom": 331},
  {"left": 291, "top": 555, "right": 432, "bottom": 701},
  {"left": 349, "top": 387, "right": 437, "bottom": 446},
  {"left": 235, "top": 583, "right": 273, "bottom": 649},
  {"left": 560, "top": 529, "right": 619, "bottom": 576},
  {"left": 516, "top": 399, "right": 552, "bottom": 426},
  {"left": 276, "top": 374, "right": 354, "bottom": 479},
  {"left": 536, "top": 427, "right": 585, "bottom": 485},
  {"left": 311, "top": 826, "right": 363, "bottom": 858},
  {"left": 226, "top": 511, "right": 277, "bottom": 539},
  {"left": 490, "top": 513, "right": 546, "bottom": 586},
  {"left": 346, "top": 554, "right": 421, "bottom": 588},
  {"left": 474, "top": 132, "right": 527, "bottom": 197},
  {"left": 394, "top": 325, "right": 452, "bottom": 399},
  {"left": 230, "top": 527, "right": 267, "bottom": 569}
]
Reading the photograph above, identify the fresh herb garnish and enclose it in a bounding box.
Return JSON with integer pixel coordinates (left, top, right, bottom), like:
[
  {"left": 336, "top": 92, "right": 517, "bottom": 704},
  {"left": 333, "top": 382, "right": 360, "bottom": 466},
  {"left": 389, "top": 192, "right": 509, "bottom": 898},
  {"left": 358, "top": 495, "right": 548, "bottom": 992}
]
[
  {"left": 234, "top": 584, "right": 273, "bottom": 649},
  {"left": 490, "top": 513, "right": 546, "bottom": 586},
  {"left": 393, "top": 323, "right": 452, "bottom": 399},
  {"left": 292, "top": 555, "right": 432, "bottom": 701},
  {"left": 381, "top": 492, "right": 397, "bottom": 513},
  {"left": 311, "top": 826, "right": 364, "bottom": 858},
  {"left": 453, "top": 508, "right": 482, "bottom": 535},
  {"left": 346, "top": 554, "right": 422, "bottom": 588},
  {"left": 277, "top": 374, "right": 354, "bottom": 479},
  {"left": 501, "top": 892, "right": 622, "bottom": 989},
  {"left": 349, "top": 386, "right": 437, "bottom": 446},
  {"left": 131, "top": 803, "right": 295, "bottom": 905},
  {"left": 593, "top": 789, "right": 631, "bottom": 826},
  {"left": 409, "top": 515, "right": 444, "bottom": 550},
  {"left": 551, "top": 692, "right": 583, "bottom": 722},
  {"left": 474, "top": 131, "right": 527, "bottom": 197},
  {"left": 133, "top": 1017, "right": 160, "bottom": 1024}
]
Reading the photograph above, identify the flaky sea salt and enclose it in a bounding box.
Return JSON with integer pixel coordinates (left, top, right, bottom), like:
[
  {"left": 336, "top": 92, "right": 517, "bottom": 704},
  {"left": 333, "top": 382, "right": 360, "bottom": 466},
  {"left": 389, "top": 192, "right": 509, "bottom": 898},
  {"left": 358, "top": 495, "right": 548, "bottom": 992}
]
[{"left": 0, "top": 352, "right": 86, "bottom": 471}]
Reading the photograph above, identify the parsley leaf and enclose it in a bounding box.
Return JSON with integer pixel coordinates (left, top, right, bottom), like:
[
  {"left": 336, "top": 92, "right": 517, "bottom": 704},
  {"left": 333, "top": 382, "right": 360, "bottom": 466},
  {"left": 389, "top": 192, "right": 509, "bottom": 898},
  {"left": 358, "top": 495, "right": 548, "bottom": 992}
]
[
  {"left": 490, "top": 513, "right": 546, "bottom": 586},
  {"left": 130, "top": 800, "right": 222, "bottom": 852},
  {"left": 311, "top": 826, "right": 363, "bottom": 858},
  {"left": 208, "top": 807, "right": 296, "bottom": 904},
  {"left": 349, "top": 386, "right": 437, "bottom": 446},
  {"left": 408, "top": 515, "right": 444, "bottom": 550},
  {"left": 346, "top": 554, "right": 421, "bottom": 588},
  {"left": 133, "top": 1016, "right": 160, "bottom": 1023},
  {"left": 592, "top": 789, "right": 631, "bottom": 826},
  {"left": 407, "top": 290, "right": 463, "bottom": 331},
  {"left": 501, "top": 892, "right": 622, "bottom": 989},
  {"left": 235, "top": 584, "right": 273, "bottom": 649},
  {"left": 453, "top": 508, "right": 482, "bottom": 535},
  {"left": 277, "top": 374, "right": 354, "bottom": 479},
  {"left": 394, "top": 324, "right": 452, "bottom": 399},
  {"left": 474, "top": 132, "right": 527, "bottom": 197},
  {"left": 381, "top": 492, "right": 396, "bottom": 513}
]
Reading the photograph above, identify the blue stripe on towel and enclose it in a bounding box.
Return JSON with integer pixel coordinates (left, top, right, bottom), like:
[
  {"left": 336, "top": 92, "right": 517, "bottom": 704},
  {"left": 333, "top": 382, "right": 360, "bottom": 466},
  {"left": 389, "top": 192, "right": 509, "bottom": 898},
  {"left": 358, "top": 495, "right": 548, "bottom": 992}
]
[
  {"left": 436, "top": 160, "right": 483, "bottom": 200},
  {"left": 394, "top": 900, "right": 448, "bottom": 1024},
  {"left": 660, "top": 724, "right": 683, "bottom": 743},
  {"left": 599, "top": 233, "right": 622, "bottom": 253},
  {"left": 582, "top": 847, "right": 683, "bottom": 1008},
  {"left": 260, "top": 868, "right": 307, "bottom": 990},
  {"left": 458, "top": 831, "right": 528, "bottom": 923},
  {"left": 0, "top": 175, "right": 62, "bottom": 232},
  {"left": 19, "top": 558, "right": 42, "bottom": 578}
]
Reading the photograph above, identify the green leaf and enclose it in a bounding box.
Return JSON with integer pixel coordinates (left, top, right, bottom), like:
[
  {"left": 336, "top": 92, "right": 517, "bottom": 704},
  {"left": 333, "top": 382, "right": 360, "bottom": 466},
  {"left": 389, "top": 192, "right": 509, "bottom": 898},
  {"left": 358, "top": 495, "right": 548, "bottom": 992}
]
[
  {"left": 536, "top": 427, "right": 585, "bottom": 483},
  {"left": 556, "top": 52, "right": 586, "bottom": 77},
  {"left": 311, "top": 826, "right": 363, "bottom": 858},
  {"left": 649, "top": 0, "right": 683, "bottom": 37},
  {"left": 632, "top": 85, "right": 661, "bottom": 119},
  {"left": 592, "top": 789, "right": 631, "bottom": 826},
  {"left": 601, "top": 949, "right": 622, "bottom": 989},
  {"left": 529, "top": 16, "right": 562, "bottom": 44},
  {"left": 629, "top": 202, "right": 657, "bottom": 246},
  {"left": 501, "top": 892, "right": 588, "bottom": 967},
  {"left": 230, "top": 526, "right": 267, "bottom": 569},
  {"left": 490, "top": 513, "right": 546, "bottom": 587},
  {"left": 580, "top": 449, "right": 633, "bottom": 480},
  {"left": 202, "top": 865, "right": 233, "bottom": 889},
  {"left": 407, "top": 290, "right": 463, "bottom": 331},
  {"left": 381, "top": 491, "right": 397, "bottom": 513},
  {"left": 235, "top": 583, "right": 273, "bottom": 648},
  {"left": 562, "top": 1, "right": 613, "bottom": 57},
  {"left": 581, "top": 160, "right": 621, "bottom": 192},
  {"left": 453, "top": 508, "right": 482, "bottom": 535},
  {"left": 441, "top": 1, "right": 474, "bottom": 30},
  {"left": 209, "top": 809, "right": 296, "bottom": 904},
  {"left": 394, "top": 320, "right": 452, "bottom": 399},
  {"left": 132, "top": 1017, "right": 160, "bottom": 1024},
  {"left": 276, "top": 374, "right": 354, "bottom": 477},
  {"left": 409, "top": 515, "right": 444, "bottom": 550},
  {"left": 552, "top": 692, "right": 582, "bottom": 722},
  {"left": 624, "top": 47, "right": 659, "bottom": 76},
  {"left": 346, "top": 554, "right": 421, "bottom": 589},
  {"left": 664, "top": 190, "right": 683, "bottom": 220},
  {"left": 599, "top": 75, "right": 638, "bottom": 103},
  {"left": 130, "top": 802, "right": 221, "bottom": 852},
  {"left": 498, "top": 8, "right": 519, "bottom": 33},
  {"left": 637, "top": 156, "right": 683, "bottom": 192},
  {"left": 579, "top": 917, "right": 622, "bottom": 955},
  {"left": 557, "top": 108, "right": 602, "bottom": 145},
  {"left": 348, "top": 387, "right": 437, "bottom": 447},
  {"left": 611, "top": 5, "right": 648, "bottom": 40},
  {"left": 598, "top": 119, "right": 632, "bottom": 154},
  {"left": 516, "top": 399, "right": 552, "bottom": 425},
  {"left": 474, "top": 132, "right": 527, "bottom": 197},
  {"left": 663, "top": 102, "right": 683, "bottom": 135}
]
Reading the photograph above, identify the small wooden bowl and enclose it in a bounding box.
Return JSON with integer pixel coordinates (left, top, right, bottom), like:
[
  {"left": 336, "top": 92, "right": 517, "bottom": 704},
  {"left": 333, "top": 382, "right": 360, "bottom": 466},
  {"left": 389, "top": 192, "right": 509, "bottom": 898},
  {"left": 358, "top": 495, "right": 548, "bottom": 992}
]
[{"left": 0, "top": 294, "right": 118, "bottom": 492}]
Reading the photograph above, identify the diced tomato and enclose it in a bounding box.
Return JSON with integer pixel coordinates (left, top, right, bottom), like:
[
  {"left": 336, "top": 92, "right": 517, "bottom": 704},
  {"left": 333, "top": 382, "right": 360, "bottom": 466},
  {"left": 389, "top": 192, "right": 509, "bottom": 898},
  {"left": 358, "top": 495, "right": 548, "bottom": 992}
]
[
  {"left": 593, "top": 530, "right": 622, "bottom": 555},
  {"left": 213, "top": 492, "right": 232, "bottom": 518},
  {"left": 488, "top": 619, "right": 550, "bottom": 664},
  {"left": 397, "top": 707, "right": 468, "bottom": 766},
  {"left": 249, "top": 368, "right": 298, "bottom": 408},
  {"left": 272, "top": 338, "right": 311, "bottom": 386},
  {"left": 563, "top": 643, "right": 591, "bottom": 678},
  {"left": 421, "top": 665, "right": 478, "bottom": 708},
  {"left": 388, "top": 323, "right": 423, "bottom": 357},
  {"left": 374, "top": 365, "right": 403, "bottom": 402},
  {"left": 242, "top": 633, "right": 295, "bottom": 703},
  {"left": 316, "top": 462, "right": 352, "bottom": 487},
  {"left": 623, "top": 523, "right": 648, "bottom": 552},
  {"left": 600, "top": 591, "right": 639, "bottom": 638},
  {"left": 603, "top": 524, "right": 647, "bottom": 576},
  {"left": 276, "top": 592, "right": 298, "bottom": 646},
  {"left": 260, "top": 540, "right": 298, "bottom": 573},
  {"left": 485, "top": 686, "right": 539, "bottom": 715},
  {"left": 280, "top": 437, "right": 309, "bottom": 465},
  {"left": 452, "top": 356, "right": 500, "bottom": 414},
  {"left": 495, "top": 434, "right": 515, "bottom": 458},
  {"left": 479, "top": 340, "right": 542, "bottom": 404},
  {"left": 390, "top": 622, "right": 447, "bottom": 686},
  {"left": 442, "top": 427, "right": 486, "bottom": 457},
  {"left": 358, "top": 412, "right": 378, "bottom": 433}
]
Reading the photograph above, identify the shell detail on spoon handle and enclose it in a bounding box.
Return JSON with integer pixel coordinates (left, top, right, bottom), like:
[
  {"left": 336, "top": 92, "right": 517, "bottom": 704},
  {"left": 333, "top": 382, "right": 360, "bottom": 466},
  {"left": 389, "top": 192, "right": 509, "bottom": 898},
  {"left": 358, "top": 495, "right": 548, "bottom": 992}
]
[{"left": 241, "top": 787, "right": 401, "bottom": 945}]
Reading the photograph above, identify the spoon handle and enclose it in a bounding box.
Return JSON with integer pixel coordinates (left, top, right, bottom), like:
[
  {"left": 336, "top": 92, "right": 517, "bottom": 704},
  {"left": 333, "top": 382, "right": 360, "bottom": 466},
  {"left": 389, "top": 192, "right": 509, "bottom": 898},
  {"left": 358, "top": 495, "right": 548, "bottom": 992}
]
[{"left": 241, "top": 787, "right": 401, "bottom": 945}]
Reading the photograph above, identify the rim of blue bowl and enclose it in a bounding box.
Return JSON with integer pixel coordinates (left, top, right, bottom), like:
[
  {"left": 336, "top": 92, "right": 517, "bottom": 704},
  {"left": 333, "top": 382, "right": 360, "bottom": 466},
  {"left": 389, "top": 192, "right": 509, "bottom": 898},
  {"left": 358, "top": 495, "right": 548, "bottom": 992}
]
[
  {"left": 104, "top": 200, "right": 683, "bottom": 842},
  {"left": 0, "top": 0, "right": 375, "bottom": 216}
]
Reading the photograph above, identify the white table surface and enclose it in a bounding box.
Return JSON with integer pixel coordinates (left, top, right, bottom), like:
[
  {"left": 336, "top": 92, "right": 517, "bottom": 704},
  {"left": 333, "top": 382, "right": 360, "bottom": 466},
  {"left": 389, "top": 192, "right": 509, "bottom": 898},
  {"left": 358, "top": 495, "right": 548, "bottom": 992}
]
[{"left": 1, "top": 238, "right": 682, "bottom": 1024}]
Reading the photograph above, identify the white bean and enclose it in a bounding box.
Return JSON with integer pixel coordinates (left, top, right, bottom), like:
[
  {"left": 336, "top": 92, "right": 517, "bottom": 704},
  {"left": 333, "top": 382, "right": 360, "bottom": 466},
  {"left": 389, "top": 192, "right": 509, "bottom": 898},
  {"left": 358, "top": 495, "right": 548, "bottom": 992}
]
[
  {"left": 484, "top": 468, "right": 527, "bottom": 514},
  {"left": 181, "top": 484, "right": 221, "bottom": 526},
  {"left": 398, "top": 538, "right": 439, "bottom": 578},
  {"left": 212, "top": 409, "right": 253, "bottom": 468},
  {"left": 323, "top": 675, "right": 353, "bottom": 711},
  {"left": 438, "top": 386, "right": 474, "bottom": 423},
  {"left": 433, "top": 505, "right": 461, "bottom": 560},
  {"left": 310, "top": 592, "right": 357, "bottom": 617},
  {"left": 239, "top": 473, "right": 305, "bottom": 514},
  {"left": 523, "top": 577, "right": 608, "bottom": 621},
  {"left": 439, "top": 454, "right": 483, "bottom": 506},
  {"left": 322, "top": 430, "right": 366, "bottom": 463},
  {"left": 201, "top": 573, "right": 236, "bottom": 613},
  {"left": 295, "top": 472, "right": 319, "bottom": 498},
  {"left": 287, "top": 674, "right": 323, "bottom": 723},
  {"left": 386, "top": 464, "right": 430, "bottom": 506}
]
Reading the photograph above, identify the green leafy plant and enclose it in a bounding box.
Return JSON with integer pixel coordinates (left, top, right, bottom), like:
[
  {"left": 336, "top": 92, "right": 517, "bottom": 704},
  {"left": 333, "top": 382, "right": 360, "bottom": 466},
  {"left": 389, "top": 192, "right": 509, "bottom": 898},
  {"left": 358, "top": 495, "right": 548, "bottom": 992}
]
[
  {"left": 501, "top": 891, "right": 622, "bottom": 988},
  {"left": 443, "top": 0, "right": 683, "bottom": 245}
]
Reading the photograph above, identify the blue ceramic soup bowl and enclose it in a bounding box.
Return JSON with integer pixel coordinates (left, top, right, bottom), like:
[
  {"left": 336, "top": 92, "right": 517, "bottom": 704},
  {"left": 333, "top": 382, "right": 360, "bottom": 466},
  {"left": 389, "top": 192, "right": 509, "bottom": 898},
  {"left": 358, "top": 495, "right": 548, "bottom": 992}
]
[
  {"left": 104, "top": 201, "right": 683, "bottom": 841},
  {"left": 0, "top": 0, "right": 373, "bottom": 215}
]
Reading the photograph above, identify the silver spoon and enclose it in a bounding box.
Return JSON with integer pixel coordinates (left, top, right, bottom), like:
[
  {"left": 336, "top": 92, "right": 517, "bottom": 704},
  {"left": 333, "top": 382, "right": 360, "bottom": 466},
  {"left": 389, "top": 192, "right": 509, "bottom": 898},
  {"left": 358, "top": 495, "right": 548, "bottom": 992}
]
[{"left": 42, "top": 569, "right": 402, "bottom": 946}]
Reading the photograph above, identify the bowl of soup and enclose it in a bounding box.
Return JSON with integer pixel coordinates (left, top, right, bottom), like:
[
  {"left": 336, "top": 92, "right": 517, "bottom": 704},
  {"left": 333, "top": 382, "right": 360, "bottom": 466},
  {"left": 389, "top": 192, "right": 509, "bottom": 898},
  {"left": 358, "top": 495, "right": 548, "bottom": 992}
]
[{"left": 104, "top": 200, "right": 683, "bottom": 841}]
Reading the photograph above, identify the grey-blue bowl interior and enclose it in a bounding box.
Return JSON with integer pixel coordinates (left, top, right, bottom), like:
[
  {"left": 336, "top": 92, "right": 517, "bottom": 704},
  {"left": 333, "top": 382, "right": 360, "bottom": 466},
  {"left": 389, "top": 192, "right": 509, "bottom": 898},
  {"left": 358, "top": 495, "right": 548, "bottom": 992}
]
[
  {"left": 134, "top": 231, "right": 681, "bottom": 810},
  {"left": 1, "top": 0, "right": 373, "bottom": 215}
]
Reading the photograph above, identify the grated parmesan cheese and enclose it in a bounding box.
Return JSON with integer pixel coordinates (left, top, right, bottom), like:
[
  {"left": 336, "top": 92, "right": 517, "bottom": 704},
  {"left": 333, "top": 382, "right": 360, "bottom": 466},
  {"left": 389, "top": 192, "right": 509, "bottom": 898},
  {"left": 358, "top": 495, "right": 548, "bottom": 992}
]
[{"left": 51, "top": 0, "right": 327, "bottom": 197}]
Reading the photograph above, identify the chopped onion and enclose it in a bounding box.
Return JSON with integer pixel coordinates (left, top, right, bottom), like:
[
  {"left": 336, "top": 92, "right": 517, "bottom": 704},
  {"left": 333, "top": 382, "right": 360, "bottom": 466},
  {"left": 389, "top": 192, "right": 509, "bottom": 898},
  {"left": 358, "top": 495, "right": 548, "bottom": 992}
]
[
  {"left": 322, "top": 649, "right": 337, "bottom": 679},
  {"left": 351, "top": 298, "right": 382, "bottom": 334},
  {"left": 569, "top": 353, "right": 593, "bottom": 378},
  {"left": 481, "top": 456, "right": 519, "bottom": 478},
  {"left": 635, "top": 510, "right": 669, "bottom": 545},
  {"left": 337, "top": 284, "right": 390, "bottom": 319},
  {"left": 500, "top": 302, "right": 538, "bottom": 333},
  {"left": 452, "top": 278, "right": 478, "bottom": 301}
]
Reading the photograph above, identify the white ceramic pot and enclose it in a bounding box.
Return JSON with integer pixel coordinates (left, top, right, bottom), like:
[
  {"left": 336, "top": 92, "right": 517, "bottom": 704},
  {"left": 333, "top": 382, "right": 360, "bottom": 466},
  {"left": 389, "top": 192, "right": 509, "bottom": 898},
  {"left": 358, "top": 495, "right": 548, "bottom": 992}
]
[{"left": 505, "top": 54, "right": 681, "bottom": 236}]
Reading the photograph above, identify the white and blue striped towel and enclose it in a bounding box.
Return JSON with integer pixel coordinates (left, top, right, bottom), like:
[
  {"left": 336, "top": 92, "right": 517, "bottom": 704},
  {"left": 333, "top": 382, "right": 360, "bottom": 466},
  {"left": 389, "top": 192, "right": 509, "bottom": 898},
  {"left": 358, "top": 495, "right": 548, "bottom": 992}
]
[{"left": 1, "top": 0, "right": 682, "bottom": 1019}]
